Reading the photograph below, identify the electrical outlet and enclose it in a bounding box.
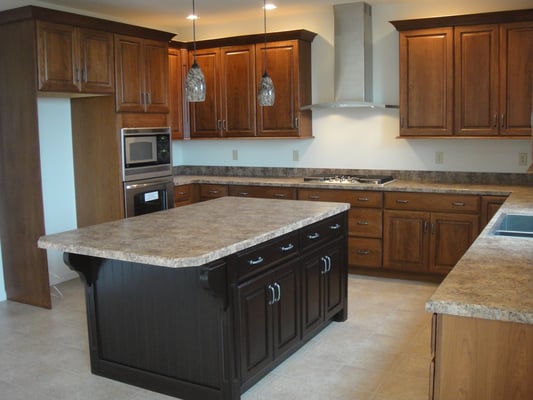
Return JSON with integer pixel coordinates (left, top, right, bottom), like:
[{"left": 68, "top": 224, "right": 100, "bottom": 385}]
[
  {"left": 293, "top": 150, "right": 299, "bottom": 162},
  {"left": 518, "top": 152, "right": 528, "bottom": 166},
  {"left": 232, "top": 149, "right": 238, "bottom": 160},
  {"left": 435, "top": 151, "right": 444, "bottom": 164}
]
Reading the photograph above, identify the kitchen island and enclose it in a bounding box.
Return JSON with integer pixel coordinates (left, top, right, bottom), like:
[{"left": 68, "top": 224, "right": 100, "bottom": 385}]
[{"left": 38, "top": 197, "right": 350, "bottom": 400}]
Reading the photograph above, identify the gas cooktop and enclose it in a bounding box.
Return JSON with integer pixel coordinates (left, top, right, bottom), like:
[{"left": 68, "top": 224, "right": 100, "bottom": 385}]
[{"left": 303, "top": 174, "right": 395, "bottom": 185}]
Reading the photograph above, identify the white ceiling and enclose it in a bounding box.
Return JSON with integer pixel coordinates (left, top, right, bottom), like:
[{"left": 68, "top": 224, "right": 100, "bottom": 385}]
[{"left": 0, "top": 0, "right": 420, "bottom": 35}]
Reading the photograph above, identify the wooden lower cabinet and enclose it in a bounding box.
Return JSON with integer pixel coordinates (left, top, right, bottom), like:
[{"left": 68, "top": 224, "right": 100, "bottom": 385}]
[
  {"left": 301, "top": 239, "right": 346, "bottom": 340},
  {"left": 480, "top": 195, "right": 507, "bottom": 229},
  {"left": 174, "top": 184, "right": 195, "bottom": 207},
  {"left": 229, "top": 185, "right": 296, "bottom": 200},
  {"left": 198, "top": 183, "right": 228, "bottom": 201},
  {"left": 236, "top": 258, "right": 300, "bottom": 387},
  {"left": 431, "top": 314, "right": 533, "bottom": 400},
  {"left": 383, "top": 210, "right": 479, "bottom": 275}
]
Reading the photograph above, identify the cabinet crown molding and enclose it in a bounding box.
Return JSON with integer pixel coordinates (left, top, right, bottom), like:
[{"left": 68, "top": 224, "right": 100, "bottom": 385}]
[{"left": 390, "top": 8, "right": 533, "bottom": 31}]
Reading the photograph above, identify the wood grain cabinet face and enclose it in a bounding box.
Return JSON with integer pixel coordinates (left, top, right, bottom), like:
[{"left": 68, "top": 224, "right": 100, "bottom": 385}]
[
  {"left": 228, "top": 185, "right": 296, "bottom": 200},
  {"left": 37, "top": 22, "right": 114, "bottom": 93},
  {"left": 256, "top": 40, "right": 313, "bottom": 138},
  {"left": 383, "top": 192, "right": 480, "bottom": 275},
  {"left": 198, "top": 184, "right": 228, "bottom": 201},
  {"left": 114, "top": 34, "right": 169, "bottom": 113},
  {"left": 399, "top": 28, "right": 454, "bottom": 136},
  {"left": 168, "top": 47, "right": 187, "bottom": 139},
  {"left": 189, "top": 45, "right": 256, "bottom": 138},
  {"left": 480, "top": 195, "right": 507, "bottom": 229}
]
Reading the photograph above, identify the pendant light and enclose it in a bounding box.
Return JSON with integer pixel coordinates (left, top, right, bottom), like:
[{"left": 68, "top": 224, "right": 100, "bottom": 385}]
[
  {"left": 185, "top": 0, "right": 206, "bottom": 102},
  {"left": 258, "top": 0, "right": 275, "bottom": 106}
]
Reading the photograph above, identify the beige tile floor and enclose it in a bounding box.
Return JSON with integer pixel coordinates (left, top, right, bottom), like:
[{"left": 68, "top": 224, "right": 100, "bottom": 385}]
[{"left": 0, "top": 275, "right": 437, "bottom": 400}]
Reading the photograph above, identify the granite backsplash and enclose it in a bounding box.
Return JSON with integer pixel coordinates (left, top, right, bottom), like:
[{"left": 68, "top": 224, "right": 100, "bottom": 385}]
[{"left": 173, "top": 166, "right": 533, "bottom": 186}]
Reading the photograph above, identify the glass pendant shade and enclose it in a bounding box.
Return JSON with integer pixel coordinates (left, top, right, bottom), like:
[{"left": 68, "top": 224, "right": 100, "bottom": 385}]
[
  {"left": 258, "top": 71, "right": 275, "bottom": 106},
  {"left": 185, "top": 60, "right": 206, "bottom": 102}
]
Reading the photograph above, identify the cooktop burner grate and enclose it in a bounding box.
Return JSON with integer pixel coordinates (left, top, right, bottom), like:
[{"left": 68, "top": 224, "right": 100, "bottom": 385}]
[{"left": 303, "top": 174, "right": 395, "bottom": 185}]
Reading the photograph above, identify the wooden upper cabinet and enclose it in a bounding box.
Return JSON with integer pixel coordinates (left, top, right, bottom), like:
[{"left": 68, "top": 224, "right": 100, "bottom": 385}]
[
  {"left": 256, "top": 39, "right": 313, "bottom": 138},
  {"left": 168, "top": 47, "right": 187, "bottom": 139},
  {"left": 399, "top": 28, "right": 454, "bottom": 136},
  {"left": 500, "top": 21, "right": 533, "bottom": 136},
  {"left": 114, "top": 34, "right": 169, "bottom": 113},
  {"left": 455, "top": 25, "right": 499, "bottom": 136},
  {"left": 189, "top": 45, "right": 256, "bottom": 138},
  {"left": 37, "top": 21, "right": 114, "bottom": 93}
]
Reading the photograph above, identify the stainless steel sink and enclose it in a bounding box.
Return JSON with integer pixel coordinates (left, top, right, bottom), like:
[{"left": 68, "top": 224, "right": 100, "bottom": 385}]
[{"left": 491, "top": 213, "right": 533, "bottom": 238}]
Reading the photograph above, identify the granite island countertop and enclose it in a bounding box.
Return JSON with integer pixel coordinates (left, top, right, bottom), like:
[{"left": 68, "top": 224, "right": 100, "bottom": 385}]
[
  {"left": 173, "top": 174, "right": 533, "bottom": 325},
  {"left": 38, "top": 196, "right": 350, "bottom": 269}
]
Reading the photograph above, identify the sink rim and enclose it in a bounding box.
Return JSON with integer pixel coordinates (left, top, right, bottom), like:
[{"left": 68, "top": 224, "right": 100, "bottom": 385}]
[{"left": 490, "top": 212, "right": 533, "bottom": 238}]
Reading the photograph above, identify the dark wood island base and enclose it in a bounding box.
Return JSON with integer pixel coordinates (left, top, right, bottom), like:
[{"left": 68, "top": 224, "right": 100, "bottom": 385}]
[{"left": 62, "top": 211, "right": 348, "bottom": 400}]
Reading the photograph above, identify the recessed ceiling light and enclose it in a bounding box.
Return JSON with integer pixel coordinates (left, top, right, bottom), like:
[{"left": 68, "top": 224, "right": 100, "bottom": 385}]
[{"left": 264, "top": 3, "right": 277, "bottom": 10}]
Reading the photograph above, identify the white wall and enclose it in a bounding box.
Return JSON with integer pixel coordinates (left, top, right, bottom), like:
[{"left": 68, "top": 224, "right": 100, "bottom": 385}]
[
  {"left": 172, "top": 0, "right": 532, "bottom": 173},
  {"left": 37, "top": 98, "right": 79, "bottom": 286}
]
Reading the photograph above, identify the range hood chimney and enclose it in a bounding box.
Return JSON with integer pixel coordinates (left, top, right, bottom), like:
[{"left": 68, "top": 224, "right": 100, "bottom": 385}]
[{"left": 302, "top": 2, "right": 397, "bottom": 110}]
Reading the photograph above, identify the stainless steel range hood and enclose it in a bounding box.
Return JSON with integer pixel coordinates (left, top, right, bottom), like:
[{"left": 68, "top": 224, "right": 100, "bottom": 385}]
[{"left": 302, "top": 2, "right": 397, "bottom": 110}]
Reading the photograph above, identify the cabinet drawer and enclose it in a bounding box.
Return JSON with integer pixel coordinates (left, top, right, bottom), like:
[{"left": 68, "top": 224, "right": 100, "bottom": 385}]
[
  {"left": 298, "top": 189, "right": 382, "bottom": 208},
  {"left": 199, "top": 184, "right": 228, "bottom": 200},
  {"left": 300, "top": 214, "right": 346, "bottom": 250},
  {"left": 229, "top": 185, "right": 296, "bottom": 200},
  {"left": 233, "top": 232, "right": 299, "bottom": 281},
  {"left": 384, "top": 192, "right": 480, "bottom": 213},
  {"left": 348, "top": 208, "right": 382, "bottom": 238},
  {"left": 348, "top": 238, "right": 382, "bottom": 268},
  {"left": 174, "top": 184, "right": 192, "bottom": 202}
]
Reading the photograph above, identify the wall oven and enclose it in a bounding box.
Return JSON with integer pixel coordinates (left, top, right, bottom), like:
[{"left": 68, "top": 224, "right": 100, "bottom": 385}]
[{"left": 121, "top": 127, "right": 174, "bottom": 218}]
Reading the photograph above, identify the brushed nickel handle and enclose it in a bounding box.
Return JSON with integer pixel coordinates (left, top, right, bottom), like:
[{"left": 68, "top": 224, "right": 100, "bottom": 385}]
[
  {"left": 396, "top": 199, "right": 409, "bottom": 204},
  {"left": 357, "top": 220, "right": 369, "bottom": 225},
  {"left": 307, "top": 232, "right": 320, "bottom": 240},
  {"left": 238, "top": 192, "right": 249, "bottom": 196},
  {"left": 273, "top": 282, "right": 281, "bottom": 303},
  {"left": 274, "top": 193, "right": 286, "bottom": 198},
  {"left": 431, "top": 223, "right": 436, "bottom": 234},
  {"left": 357, "top": 197, "right": 369, "bottom": 202},
  {"left": 501, "top": 113, "right": 505, "bottom": 128},
  {"left": 329, "top": 223, "right": 341, "bottom": 230},
  {"left": 280, "top": 243, "right": 294, "bottom": 252},
  {"left": 356, "top": 250, "right": 370, "bottom": 255},
  {"left": 452, "top": 202, "right": 465, "bottom": 206},
  {"left": 320, "top": 256, "right": 328, "bottom": 274},
  {"left": 424, "top": 221, "right": 429, "bottom": 233},
  {"left": 325, "top": 255, "right": 331, "bottom": 272},
  {"left": 208, "top": 190, "right": 219, "bottom": 194},
  {"left": 267, "top": 285, "right": 276, "bottom": 305},
  {"left": 248, "top": 256, "right": 264, "bottom": 265},
  {"left": 177, "top": 191, "right": 187, "bottom": 195},
  {"left": 309, "top": 195, "right": 321, "bottom": 200}
]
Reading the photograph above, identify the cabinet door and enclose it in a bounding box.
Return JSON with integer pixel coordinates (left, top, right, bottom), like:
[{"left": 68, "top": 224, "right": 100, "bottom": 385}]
[
  {"left": 79, "top": 28, "right": 114, "bottom": 93},
  {"left": 455, "top": 25, "right": 499, "bottom": 136},
  {"left": 221, "top": 45, "right": 256, "bottom": 137},
  {"left": 429, "top": 213, "right": 479, "bottom": 274},
  {"left": 480, "top": 195, "right": 507, "bottom": 229},
  {"left": 256, "top": 40, "right": 300, "bottom": 137},
  {"left": 37, "top": 21, "right": 78, "bottom": 92},
  {"left": 383, "top": 210, "right": 430, "bottom": 272},
  {"left": 301, "top": 248, "right": 324, "bottom": 339},
  {"left": 143, "top": 39, "right": 169, "bottom": 113},
  {"left": 399, "top": 28, "right": 454, "bottom": 136},
  {"left": 500, "top": 21, "right": 533, "bottom": 136},
  {"left": 323, "top": 242, "right": 345, "bottom": 321},
  {"left": 272, "top": 259, "right": 300, "bottom": 359},
  {"left": 115, "top": 35, "right": 144, "bottom": 112},
  {"left": 168, "top": 47, "right": 187, "bottom": 139},
  {"left": 189, "top": 48, "right": 222, "bottom": 137},
  {"left": 236, "top": 271, "right": 273, "bottom": 384}
]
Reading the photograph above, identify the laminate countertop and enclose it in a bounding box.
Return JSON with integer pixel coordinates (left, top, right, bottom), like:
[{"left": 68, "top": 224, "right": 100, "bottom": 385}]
[
  {"left": 173, "top": 175, "right": 533, "bottom": 325},
  {"left": 38, "top": 197, "right": 350, "bottom": 269}
]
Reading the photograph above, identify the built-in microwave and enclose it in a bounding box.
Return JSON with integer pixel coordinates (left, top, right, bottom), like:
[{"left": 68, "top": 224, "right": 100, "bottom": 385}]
[{"left": 121, "top": 127, "right": 172, "bottom": 182}]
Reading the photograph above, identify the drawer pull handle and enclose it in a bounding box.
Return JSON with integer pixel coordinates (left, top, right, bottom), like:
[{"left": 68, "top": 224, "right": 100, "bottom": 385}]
[
  {"left": 309, "top": 195, "right": 321, "bottom": 200},
  {"left": 248, "top": 256, "right": 264, "bottom": 265},
  {"left": 274, "top": 193, "right": 286, "bottom": 198},
  {"left": 357, "top": 250, "right": 370, "bottom": 255},
  {"left": 280, "top": 243, "right": 294, "bottom": 252},
  {"left": 357, "top": 197, "right": 369, "bottom": 202},
  {"left": 357, "top": 220, "right": 369, "bottom": 225},
  {"left": 307, "top": 232, "right": 320, "bottom": 240},
  {"left": 238, "top": 192, "right": 249, "bottom": 196},
  {"left": 329, "top": 223, "right": 341, "bottom": 230},
  {"left": 396, "top": 199, "right": 409, "bottom": 204},
  {"left": 177, "top": 191, "right": 187, "bottom": 195},
  {"left": 452, "top": 202, "right": 466, "bottom": 206},
  {"left": 208, "top": 190, "right": 219, "bottom": 194}
]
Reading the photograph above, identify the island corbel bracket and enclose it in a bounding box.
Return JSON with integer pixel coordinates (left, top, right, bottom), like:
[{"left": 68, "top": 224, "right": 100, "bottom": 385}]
[
  {"left": 63, "top": 252, "right": 99, "bottom": 287},
  {"left": 198, "top": 261, "right": 228, "bottom": 309}
]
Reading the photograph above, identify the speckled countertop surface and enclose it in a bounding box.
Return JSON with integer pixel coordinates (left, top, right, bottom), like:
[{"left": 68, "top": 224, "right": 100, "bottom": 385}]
[
  {"left": 173, "top": 175, "right": 533, "bottom": 324},
  {"left": 38, "top": 197, "right": 350, "bottom": 269}
]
